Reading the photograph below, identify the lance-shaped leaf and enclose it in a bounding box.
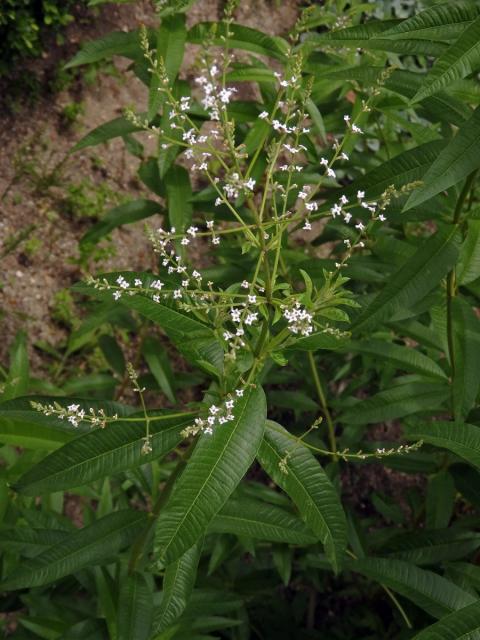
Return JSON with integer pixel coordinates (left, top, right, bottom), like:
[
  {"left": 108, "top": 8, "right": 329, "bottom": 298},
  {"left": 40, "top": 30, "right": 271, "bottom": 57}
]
[
  {"left": 383, "top": 2, "right": 480, "bottom": 41},
  {"left": 0, "top": 396, "right": 134, "bottom": 450},
  {"left": 154, "top": 540, "right": 203, "bottom": 633},
  {"left": 353, "top": 226, "right": 460, "bottom": 331},
  {"left": 1, "top": 510, "right": 147, "bottom": 590},
  {"left": 65, "top": 29, "right": 152, "bottom": 68},
  {"left": 349, "top": 557, "right": 476, "bottom": 619},
  {"left": 340, "top": 382, "right": 447, "bottom": 425},
  {"left": 346, "top": 339, "right": 447, "bottom": 380},
  {"left": 412, "top": 601, "right": 480, "bottom": 639},
  {"left": 304, "top": 21, "right": 448, "bottom": 56},
  {"left": 451, "top": 298, "right": 480, "bottom": 420},
  {"left": 405, "top": 421, "right": 480, "bottom": 471},
  {"left": 72, "top": 113, "right": 151, "bottom": 152},
  {"left": 188, "top": 22, "right": 288, "bottom": 61},
  {"left": 80, "top": 199, "right": 163, "bottom": 248},
  {"left": 118, "top": 572, "right": 153, "bottom": 640},
  {"left": 74, "top": 273, "right": 224, "bottom": 374},
  {"left": 154, "top": 386, "right": 266, "bottom": 565},
  {"left": 405, "top": 106, "right": 480, "bottom": 210},
  {"left": 329, "top": 140, "right": 445, "bottom": 206},
  {"left": 14, "top": 412, "right": 194, "bottom": 494},
  {"left": 257, "top": 421, "right": 347, "bottom": 572},
  {"left": 412, "top": 16, "right": 480, "bottom": 102},
  {"left": 209, "top": 497, "right": 317, "bottom": 544},
  {"left": 0, "top": 528, "right": 69, "bottom": 557},
  {"left": 165, "top": 164, "right": 192, "bottom": 234},
  {"left": 381, "top": 528, "right": 480, "bottom": 565},
  {"left": 148, "top": 14, "right": 187, "bottom": 120},
  {"left": 457, "top": 219, "right": 480, "bottom": 284}
]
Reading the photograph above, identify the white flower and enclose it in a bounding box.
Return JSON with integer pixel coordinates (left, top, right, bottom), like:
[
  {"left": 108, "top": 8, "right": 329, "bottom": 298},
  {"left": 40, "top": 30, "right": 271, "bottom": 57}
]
[
  {"left": 241, "top": 280, "right": 249, "bottom": 289},
  {"left": 248, "top": 295, "right": 257, "bottom": 304},
  {"left": 245, "top": 313, "right": 258, "bottom": 326},
  {"left": 357, "top": 190, "right": 365, "bottom": 200},
  {"left": 236, "top": 389, "right": 244, "bottom": 397},
  {"left": 259, "top": 111, "right": 268, "bottom": 119},
  {"left": 113, "top": 291, "right": 122, "bottom": 300},
  {"left": 303, "top": 220, "right": 312, "bottom": 231},
  {"left": 134, "top": 279, "right": 142, "bottom": 286},
  {"left": 173, "top": 289, "right": 182, "bottom": 299}
]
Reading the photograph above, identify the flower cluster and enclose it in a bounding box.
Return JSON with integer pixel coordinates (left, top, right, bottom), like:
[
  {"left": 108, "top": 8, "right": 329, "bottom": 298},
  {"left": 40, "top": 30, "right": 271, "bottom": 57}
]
[
  {"left": 181, "top": 390, "right": 244, "bottom": 437},
  {"left": 282, "top": 302, "right": 314, "bottom": 337},
  {"left": 30, "top": 401, "right": 116, "bottom": 429}
]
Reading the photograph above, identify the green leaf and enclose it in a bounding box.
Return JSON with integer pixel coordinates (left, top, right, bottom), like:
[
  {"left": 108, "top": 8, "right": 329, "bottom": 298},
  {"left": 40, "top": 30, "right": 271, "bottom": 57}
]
[
  {"left": 188, "top": 22, "right": 288, "bottom": 61},
  {"left": 257, "top": 421, "right": 347, "bottom": 573},
  {"left": 118, "top": 572, "right": 153, "bottom": 640},
  {"left": 72, "top": 114, "right": 148, "bottom": 152},
  {"left": 383, "top": 2, "right": 480, "bottom": 41},
  {"left": 304, "top": 21, "right": 448, "bottom": 56},
  {"left": 142, "top": 337, "right": 176, "bottom": 404},
  {"left": 154, "top": 540, "right": 202, "bottom": 633},
  {"left": 0, "top": 396, "right": 133, "bottom": 450},
  {"left": 154, "top": 386, "right": 266, "bottom": 565},
  {"left": 383, "top": 529, "right": 480, "bottom": 565},
  {"left": 412, "top": 16, "right": 480, "bottom": 102},
  {"left": 405, "top": 421, "right": 480, "bottom": 471},
  {"left": 340, "top": 382, "right": 447, "bottom": 425},
  {"left": 98, "top": 334, "right": 126, "bottom": 376},
  {"left": 14, "top": 411, "right": 193, "bottom": 494},
  {"left": 349, "top": 557, "right": 476, "bottom": 618},
  {"left": 287, "top": 332, "right": 350, "bottom": 352},
  {"left": 412, "top": 601, "right": 480, "bottom": 639},
  {"left": 74, "top": 273, "right": 224, "bottom": 374},
  {"left": 209, "top": 497, "right": 317, "bottom": 544},
  {"left": 405, "top": 107, "right": 480, "bottom": 210},
  {"left": 148, "top": 15, "right": 187, "bottom": 120},
  {"left": 347, "top": 339, "right": 447, "bottom": 380},
  {"left": 353, "top": 226, "right": 461, "bottom": 331},
  {"left": 165, "top": 164, "right": 193, "bottom": 234},
  {"left": 426, "top": 471, "right": 456, "bottom": 529},
  {"left": 80, "top": 200, "right": 163, "bottom": 248},
  {"left": 1, "top": 510, "right": 147, "bottom": 590},
  {"left": 340, "top": 140, "right": 445, "bottom": 203},
  {"left": 3, "top": 331, "right": 29, "bottom": 401},
  {"left": 0, "top": 528, "right": 69, "bottom": 556},
  {"left": 305, "top": 98, "right": 327, "bottom": 144},
  {"left": 457, "top": 219, "right": 480, "bottom": 285},
  {"left": 65, "top": 29, "right": 149, "bottom": 68},
  {"left": 451, "top": 298, "right": 480, "bottom": 420}
]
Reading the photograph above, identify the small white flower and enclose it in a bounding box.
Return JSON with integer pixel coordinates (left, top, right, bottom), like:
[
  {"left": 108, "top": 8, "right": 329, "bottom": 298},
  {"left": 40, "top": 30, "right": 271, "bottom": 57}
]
[
  {"left": 113, "top": 291, "right": 122, "bottom": 300},
  {"left": 259, "top": 111, "right": 269, "bottom": 119},
  {"left": 173, "top": 289, "right": 182, "bottom": 299},
  {"left": 357, "top": 190, "right": 365, "bottom": 200},
  {"left": 241, "top": 280, "right": 249, "bottom": 289},
  {"left": 236, "top": 389, "right": 244, "bottom": 397},
  {"left": 248, "top": 295, "right": 257, "bottom": 304}
]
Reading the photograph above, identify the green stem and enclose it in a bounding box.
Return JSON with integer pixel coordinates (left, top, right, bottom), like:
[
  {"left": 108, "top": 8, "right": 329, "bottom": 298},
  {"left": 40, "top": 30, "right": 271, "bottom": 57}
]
[{"left": 307, "top": 351, "right": 337, "bottom": 457}]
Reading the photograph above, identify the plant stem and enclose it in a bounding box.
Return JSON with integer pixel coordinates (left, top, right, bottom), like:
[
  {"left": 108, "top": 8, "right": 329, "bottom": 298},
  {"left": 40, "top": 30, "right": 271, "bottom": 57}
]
[{"left": 307, "top": 351, "right": 337, "bottom": 457}]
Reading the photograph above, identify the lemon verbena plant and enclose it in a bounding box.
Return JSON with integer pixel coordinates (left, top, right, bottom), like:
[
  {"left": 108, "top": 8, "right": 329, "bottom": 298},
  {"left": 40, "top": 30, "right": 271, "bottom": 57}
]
[{"left": 3, "top": 0, "right": 480, "bottom": 638}]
